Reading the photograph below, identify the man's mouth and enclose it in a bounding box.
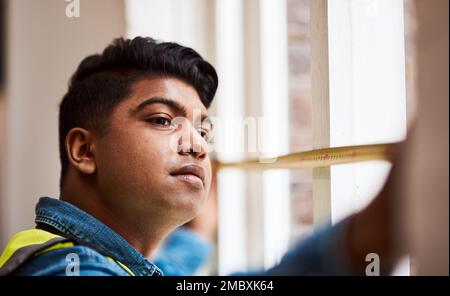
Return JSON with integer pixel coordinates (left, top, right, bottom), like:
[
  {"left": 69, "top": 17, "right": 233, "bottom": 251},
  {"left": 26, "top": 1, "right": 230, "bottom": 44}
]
[{"left": 170, "top": 164, "right": 205, "bottom": 188}]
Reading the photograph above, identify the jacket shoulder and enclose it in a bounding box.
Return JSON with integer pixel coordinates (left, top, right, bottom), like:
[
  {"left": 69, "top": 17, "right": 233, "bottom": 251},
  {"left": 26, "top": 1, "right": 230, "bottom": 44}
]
[{"left": 14, "top": 245, "right": 130, "bottom": 276}]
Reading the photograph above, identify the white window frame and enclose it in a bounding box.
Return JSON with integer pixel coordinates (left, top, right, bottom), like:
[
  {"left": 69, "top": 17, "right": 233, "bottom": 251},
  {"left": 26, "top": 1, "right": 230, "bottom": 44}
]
[{"left": 310, "top": 0, "right": 409, "bottom": 275}]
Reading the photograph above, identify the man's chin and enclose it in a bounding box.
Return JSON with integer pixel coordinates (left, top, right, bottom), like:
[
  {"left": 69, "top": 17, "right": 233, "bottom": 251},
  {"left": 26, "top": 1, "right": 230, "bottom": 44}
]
[{"left": 172, "top": 193, "right": 205, "bottom": 217}]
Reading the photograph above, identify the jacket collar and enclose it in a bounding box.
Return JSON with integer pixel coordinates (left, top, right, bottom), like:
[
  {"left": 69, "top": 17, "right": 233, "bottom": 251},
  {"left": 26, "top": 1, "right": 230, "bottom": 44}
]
[{"left": 35, "top": 197, "right": 163, "bottom": 276}]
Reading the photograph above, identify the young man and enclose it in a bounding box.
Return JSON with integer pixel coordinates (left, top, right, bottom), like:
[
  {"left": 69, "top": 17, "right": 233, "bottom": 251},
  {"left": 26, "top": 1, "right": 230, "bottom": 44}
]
[{"left": 0, "top": 37, "right": 402, "bottom": 276}]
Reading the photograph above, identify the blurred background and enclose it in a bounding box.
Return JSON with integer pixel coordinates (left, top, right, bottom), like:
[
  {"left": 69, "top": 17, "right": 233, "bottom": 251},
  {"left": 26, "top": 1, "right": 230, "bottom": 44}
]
[{"left": 0, "top": 0, "right": 448, "bottom": 275}]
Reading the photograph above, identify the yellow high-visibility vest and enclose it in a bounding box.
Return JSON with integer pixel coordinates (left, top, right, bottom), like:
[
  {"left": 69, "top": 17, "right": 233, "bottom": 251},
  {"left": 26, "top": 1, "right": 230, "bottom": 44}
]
[{"left": 0, "top": 229, "right": 135, "bottom": 276}]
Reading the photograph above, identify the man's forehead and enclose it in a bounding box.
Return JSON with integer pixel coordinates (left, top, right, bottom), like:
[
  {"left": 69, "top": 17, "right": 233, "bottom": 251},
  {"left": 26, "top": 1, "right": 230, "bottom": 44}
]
[
  {"left": 121, "top": 78, "right": 208, "bottom": 121},
  {"left": 130, "top": 78, "right": 207, "bottom": 113}
]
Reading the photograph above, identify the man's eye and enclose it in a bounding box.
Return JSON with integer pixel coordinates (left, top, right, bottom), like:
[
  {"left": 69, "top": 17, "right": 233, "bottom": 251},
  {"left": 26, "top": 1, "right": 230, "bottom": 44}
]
[
  {"left": 198, "top": 129, "right": 213, "bottom": 144},
  {"left": 147, "top": 117, "right": 172, "bottom": 127}
]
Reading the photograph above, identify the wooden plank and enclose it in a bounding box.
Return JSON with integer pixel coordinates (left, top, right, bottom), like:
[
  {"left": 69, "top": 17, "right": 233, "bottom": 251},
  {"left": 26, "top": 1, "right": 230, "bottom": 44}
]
[{"left": 310, "top": 0, "right": 332, "bottom": 228}]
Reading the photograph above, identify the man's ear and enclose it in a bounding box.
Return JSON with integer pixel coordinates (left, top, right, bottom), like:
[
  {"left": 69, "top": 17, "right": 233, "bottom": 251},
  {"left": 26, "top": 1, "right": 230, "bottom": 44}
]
[{"left": 65, "top": 128, "right": 97, "bottom": 175}]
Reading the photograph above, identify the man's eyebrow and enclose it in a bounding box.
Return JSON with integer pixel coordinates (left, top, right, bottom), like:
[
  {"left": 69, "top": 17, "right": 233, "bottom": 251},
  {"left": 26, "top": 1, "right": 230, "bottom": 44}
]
[
  {"left": 131, "top": 96, "right": 211, "bottom": 128},
  {"left": 131, "top": 97, "right": 187, "bottom": 117}
]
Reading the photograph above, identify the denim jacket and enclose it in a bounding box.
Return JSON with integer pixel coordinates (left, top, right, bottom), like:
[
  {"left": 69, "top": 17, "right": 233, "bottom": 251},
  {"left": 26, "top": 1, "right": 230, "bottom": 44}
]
[
  {"left": 13, "top": 196, "right": 358, "bottom": 276},
  {"left": 13, "top": 197, "right": 212, "bottom": 276}
]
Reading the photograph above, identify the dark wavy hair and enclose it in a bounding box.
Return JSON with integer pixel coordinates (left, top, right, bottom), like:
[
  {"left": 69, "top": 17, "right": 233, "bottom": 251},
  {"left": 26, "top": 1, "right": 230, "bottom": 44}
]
[{"left": 58, "top": 37, "right": 218, "bottom": 189}]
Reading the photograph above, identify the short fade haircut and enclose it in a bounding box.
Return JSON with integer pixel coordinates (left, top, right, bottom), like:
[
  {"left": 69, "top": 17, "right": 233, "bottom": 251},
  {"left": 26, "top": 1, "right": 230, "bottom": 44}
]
[{"left": 58, "top": 36, "right": 218, "bottom": 189}]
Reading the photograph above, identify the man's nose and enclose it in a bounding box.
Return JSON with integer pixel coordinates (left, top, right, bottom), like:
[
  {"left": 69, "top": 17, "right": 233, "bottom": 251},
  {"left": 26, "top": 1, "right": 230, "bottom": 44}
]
[{"left": 177, "top": 123, "right": 207, "bottom": 160}]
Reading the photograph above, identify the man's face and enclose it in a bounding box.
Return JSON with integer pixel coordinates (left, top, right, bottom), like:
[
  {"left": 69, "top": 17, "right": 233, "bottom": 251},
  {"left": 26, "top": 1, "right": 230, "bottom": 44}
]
[{"left": 94, "top": 77, "right": 212, "bottom": 225}]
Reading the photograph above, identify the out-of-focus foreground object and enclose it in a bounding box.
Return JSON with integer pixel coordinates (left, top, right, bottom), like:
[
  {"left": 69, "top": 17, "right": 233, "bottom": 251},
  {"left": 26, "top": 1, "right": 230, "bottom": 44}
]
[{"left": 398, "top": 0, "right": 449, "bottom": 276}]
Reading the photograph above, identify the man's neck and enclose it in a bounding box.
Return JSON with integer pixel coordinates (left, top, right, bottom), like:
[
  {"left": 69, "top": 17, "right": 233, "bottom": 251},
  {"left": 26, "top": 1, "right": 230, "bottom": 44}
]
[{"left": 60, "top": 181, "right": 174, "bottom": 259}]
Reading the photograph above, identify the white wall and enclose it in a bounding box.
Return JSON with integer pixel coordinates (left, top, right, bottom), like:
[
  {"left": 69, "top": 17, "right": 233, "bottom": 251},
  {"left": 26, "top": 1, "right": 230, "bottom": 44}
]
[
  {"left": 125, "top": 0, "right": 215, "bottom": 63},
  {"left": 1, "top": 0, "right": 125, "bottom": 248}
]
